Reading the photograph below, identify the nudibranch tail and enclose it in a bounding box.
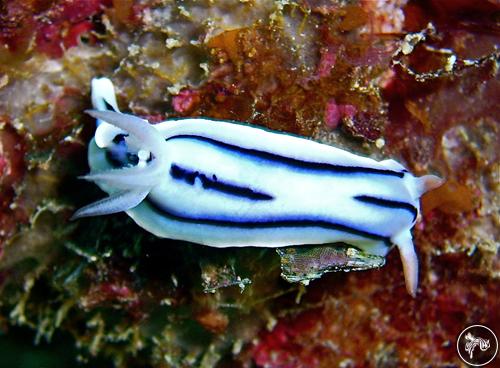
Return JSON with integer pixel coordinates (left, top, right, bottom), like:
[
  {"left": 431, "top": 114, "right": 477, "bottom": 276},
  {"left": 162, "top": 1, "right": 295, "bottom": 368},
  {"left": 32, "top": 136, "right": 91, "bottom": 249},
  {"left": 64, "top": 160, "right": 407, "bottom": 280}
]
[
  {"left": 70, "top": 189, "right": 149, "bottom": 220},
  {"left": 394, "top": 174, "right": 442, "bottom": 296},
  {"left": 392, "top": 231, "right": 418, "bottom": 297}
]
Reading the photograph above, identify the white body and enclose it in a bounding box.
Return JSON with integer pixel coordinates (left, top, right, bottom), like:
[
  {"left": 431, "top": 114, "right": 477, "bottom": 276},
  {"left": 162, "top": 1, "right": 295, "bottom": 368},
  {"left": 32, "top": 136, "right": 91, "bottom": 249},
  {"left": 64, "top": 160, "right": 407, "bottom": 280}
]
[{"left": 74, "top": 78, "right": 443, "bottom": 296}]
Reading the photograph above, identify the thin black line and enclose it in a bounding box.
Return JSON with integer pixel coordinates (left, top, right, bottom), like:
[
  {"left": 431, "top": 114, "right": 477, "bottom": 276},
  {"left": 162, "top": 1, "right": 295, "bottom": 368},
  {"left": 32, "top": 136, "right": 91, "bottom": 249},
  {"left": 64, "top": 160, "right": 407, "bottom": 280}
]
[
  {"left": 170, "top": 164, "right": 274, "bottom": 201},
  {"left": 354, "top": 195, "right": 418, "bottom": 221},
  {"left": 166, "top": 135, "right": 405, "bottom": 178},
  {"left": 103, "top": 99, "right": 117, "bottom": 112},
  {"left": 145, "top": 197, "right": 391, "bottom": 245}
]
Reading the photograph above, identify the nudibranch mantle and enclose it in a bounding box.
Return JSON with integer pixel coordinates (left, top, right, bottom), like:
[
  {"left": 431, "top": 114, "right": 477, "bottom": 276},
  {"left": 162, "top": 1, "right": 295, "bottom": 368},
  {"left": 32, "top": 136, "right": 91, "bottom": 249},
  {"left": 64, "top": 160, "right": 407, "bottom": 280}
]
[{"left": 74, "top": 78, "right": 443, "bottom": 296}]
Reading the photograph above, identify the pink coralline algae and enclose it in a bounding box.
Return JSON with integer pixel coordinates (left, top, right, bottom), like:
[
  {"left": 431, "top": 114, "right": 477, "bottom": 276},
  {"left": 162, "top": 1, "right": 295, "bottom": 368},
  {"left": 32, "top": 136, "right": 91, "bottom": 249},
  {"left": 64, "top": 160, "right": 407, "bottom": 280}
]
[
  {"left": 252, "top": 309, "right": 326, "bottom": 368},
  {"left": 324, "top": 98, "right": 357, "bottom": 129},
  {"left": 0, "top": 121, "right": 27, "bottom": 251},
  {"left": 316, "top": 47, "right": 337, "bottom": 78},
  {"left": 172, "top": 89, "right": 201, "bottom": 114},
  {"left": 0, "top": 0, "right": 110, "bottom": 58},
  {"left": 0, "top": 122, "right": 24, "bottom": 186},
  {"left": 36, "top": 0, "right": 108, "bottom": 58}
]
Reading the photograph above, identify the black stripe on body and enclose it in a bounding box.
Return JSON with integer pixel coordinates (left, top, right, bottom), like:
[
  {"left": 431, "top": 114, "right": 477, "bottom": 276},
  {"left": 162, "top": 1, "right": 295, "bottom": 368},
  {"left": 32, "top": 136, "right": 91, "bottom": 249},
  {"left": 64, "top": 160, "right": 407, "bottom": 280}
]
[
  {"left": 170, "top": 164, "right": 274, "bottom": 201},
  {"left": 103, "top": 99, "right": 117, "bottom": 112},
  {"left": 146, "top": 197, "right": 391, "bottom": 246},
  {"left": 354, "top": 195, "right": 418, "bottom": 221},
  {"left": 166, "top": 135, "right": 405, "bottom": 178}
]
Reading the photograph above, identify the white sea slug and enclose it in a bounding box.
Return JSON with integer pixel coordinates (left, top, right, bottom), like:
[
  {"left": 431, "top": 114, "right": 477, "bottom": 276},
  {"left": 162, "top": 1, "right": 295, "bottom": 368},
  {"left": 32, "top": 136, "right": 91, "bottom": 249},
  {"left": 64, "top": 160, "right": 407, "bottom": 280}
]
[{"left": 73, "top": 78, "right": 443, "bottom": 296}]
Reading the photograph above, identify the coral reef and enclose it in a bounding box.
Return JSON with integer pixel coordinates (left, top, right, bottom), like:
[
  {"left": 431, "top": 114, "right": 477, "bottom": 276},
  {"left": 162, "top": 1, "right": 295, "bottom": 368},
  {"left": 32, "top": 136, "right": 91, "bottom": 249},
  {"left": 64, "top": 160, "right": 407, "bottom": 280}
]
[{"left": 0, "top": 0, "right": 498, "bottom": 367}]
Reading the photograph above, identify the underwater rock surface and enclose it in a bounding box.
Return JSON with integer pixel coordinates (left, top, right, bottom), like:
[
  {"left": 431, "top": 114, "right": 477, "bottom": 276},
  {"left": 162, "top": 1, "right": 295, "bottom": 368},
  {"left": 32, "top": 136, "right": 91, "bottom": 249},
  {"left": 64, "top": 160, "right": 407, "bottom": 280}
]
[{"left": 0, "top": 0, "right": 498, "bottom": 367}]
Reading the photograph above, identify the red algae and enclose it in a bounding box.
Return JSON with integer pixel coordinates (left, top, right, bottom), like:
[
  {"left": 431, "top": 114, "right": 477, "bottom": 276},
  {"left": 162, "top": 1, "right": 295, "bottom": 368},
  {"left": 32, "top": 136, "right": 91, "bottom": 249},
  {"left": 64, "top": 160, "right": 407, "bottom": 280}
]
[
  {"left": 0, "top": 0, "right": 110, "bottom": 59},
  {"left": 323, "top": 98, "right": 341, "bottom": 129},
  {"left": 0, "top": 119, "right": 25, "bottom": 188},
  {"left": 35, "top": 0, "right": 107, "bottom": 58},
  {"left": 0, "top": 1, "right": 38, "bottom": 56},
  {"left": 252, "top": 309, "right": 326, "bottom": 368},
  {"left": 81, "top": 277, "right": 140, "bottom": 311},
  {"left": 323, "top": 98, "right": 358, "bottom": 130},
  {"left": 0, "top": 120, "right": 27, "bottom": 251},
  {"left": 172, "top": 89, "right": 201, "bottom": 114},
  {"left": 316, "top": 46, "right": 337, "bottom": 78},
  {"left": 250, "top": 250, "right": 499, "bottom": 367}
]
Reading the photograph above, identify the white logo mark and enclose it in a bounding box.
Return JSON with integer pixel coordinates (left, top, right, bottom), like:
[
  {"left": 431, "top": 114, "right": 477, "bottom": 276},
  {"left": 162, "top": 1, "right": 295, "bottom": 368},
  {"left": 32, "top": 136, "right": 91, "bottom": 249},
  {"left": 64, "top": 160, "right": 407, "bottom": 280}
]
[{"left": 464, "top": 332, "right": 491, "bottom": 360}]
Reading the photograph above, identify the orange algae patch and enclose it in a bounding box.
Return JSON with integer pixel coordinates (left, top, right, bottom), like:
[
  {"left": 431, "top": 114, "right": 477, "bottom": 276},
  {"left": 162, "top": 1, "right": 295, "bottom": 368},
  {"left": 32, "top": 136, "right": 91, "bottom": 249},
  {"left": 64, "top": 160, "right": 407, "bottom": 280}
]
[
  {"left": 338, "top": 5, "right": 369, "bottom": 31},
  {"left": 405, "top": 99, "right": 431, "bottom": 132},
  {"left": 113, "top": 0, "right": 132, "bottom": 21},
  {"left": 195, "top": 309, "right": 229, "bottom": 334},
  {"left": 111, "top": 0, "right": 140, "bottom": 27},
  {"left": 422, "top": 180, "right": 476, "bottom": 215},
  {"left": 207, "top": 28, "right": 246, "bottom": 64}
]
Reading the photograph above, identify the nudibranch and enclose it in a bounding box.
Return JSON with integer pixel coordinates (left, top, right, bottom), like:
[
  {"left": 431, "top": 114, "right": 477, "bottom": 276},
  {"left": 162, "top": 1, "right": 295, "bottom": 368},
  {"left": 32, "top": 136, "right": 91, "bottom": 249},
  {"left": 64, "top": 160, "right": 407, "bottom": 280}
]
[{"left": 73, "top": 78, "right": 443, "bottom": 296}]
